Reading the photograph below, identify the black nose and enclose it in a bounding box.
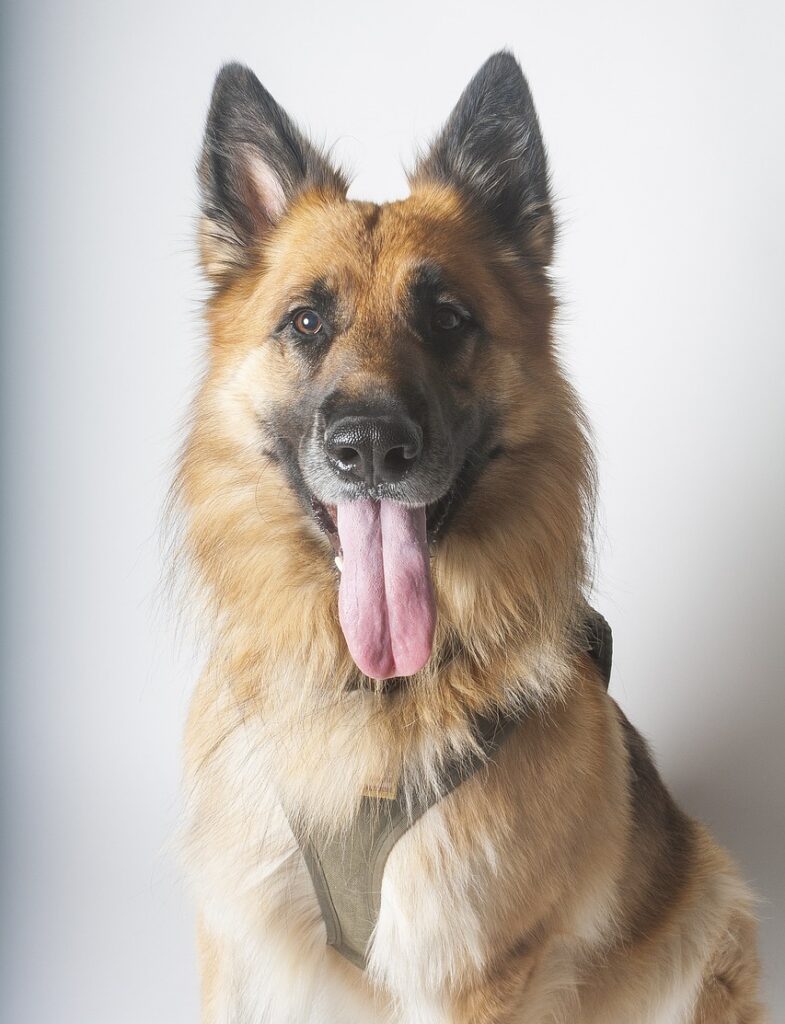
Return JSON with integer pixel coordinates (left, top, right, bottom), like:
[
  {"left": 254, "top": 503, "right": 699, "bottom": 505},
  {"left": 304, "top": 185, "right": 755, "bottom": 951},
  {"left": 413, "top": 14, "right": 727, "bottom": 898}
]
[{"left": 325, "top": 414, "right": 423, "bottom": 485}]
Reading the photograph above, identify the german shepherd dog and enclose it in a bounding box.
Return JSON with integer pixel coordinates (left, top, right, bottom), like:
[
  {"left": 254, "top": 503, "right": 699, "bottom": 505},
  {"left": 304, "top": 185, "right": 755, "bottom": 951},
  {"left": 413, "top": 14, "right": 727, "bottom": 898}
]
[{"left": 176, "top": 52, "right": 764, "bottom": 1023}]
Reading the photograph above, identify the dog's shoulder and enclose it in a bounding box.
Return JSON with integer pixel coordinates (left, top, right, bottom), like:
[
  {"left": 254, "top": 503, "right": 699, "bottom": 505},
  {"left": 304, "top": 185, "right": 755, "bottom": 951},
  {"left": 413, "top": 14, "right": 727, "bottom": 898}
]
[{"left": 609, "top": 701, "right": 698, "bottom": 934}]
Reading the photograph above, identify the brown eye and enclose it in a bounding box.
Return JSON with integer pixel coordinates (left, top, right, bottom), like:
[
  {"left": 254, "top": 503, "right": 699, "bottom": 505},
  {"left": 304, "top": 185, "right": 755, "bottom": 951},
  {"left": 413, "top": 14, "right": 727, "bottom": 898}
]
[
  {"left": 431, "top": 305, "right": 463, "bottom": 332},
  {"left": 292, "top": 309, "right": 323, "bottom": 336}
]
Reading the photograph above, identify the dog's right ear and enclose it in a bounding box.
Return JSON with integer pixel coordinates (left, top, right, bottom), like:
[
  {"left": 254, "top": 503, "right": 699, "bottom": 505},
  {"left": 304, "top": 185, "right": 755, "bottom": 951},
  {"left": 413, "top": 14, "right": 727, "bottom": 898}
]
[
  {"left": 410, "top": 52, "right": 554, "bottom": 265},
  {"left": 198, "top": 63, "right": 347, "bottom": 284}
]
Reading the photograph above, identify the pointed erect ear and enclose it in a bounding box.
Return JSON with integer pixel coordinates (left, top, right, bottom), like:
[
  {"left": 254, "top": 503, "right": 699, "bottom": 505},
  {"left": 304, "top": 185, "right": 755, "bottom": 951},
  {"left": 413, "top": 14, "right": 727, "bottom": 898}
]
[
  {"left": 410, "top": 52, "right": 554, "bottom": 265},
  {"left": 198, "top": 63, "right": 348, "bottom": 284}
]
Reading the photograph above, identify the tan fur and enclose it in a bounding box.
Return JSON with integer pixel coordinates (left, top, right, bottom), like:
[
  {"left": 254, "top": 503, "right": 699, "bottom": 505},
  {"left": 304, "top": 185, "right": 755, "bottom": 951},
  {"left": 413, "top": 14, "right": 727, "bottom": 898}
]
[{"left": 174, "top": 183, "right": 765, "bottom": 1021}]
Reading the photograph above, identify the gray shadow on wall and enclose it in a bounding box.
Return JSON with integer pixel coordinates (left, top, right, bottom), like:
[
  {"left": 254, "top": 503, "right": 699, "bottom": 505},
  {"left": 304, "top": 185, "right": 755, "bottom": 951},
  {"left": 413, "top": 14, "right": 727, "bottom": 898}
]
[{"left": 661, "top": 499, "right": 785, "bottom": 1014}]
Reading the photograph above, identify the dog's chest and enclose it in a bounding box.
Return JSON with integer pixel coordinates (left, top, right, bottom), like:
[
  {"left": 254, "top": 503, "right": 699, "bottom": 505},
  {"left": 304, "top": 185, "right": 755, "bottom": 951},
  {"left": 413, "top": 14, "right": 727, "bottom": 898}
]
[{"left": 182, "top": 724, "right": 496, "bottom": 1023}]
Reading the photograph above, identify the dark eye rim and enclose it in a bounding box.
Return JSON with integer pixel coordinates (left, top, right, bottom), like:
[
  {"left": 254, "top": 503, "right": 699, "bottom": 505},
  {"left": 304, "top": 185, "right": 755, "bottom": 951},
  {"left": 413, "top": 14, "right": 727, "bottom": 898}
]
[
  {"left": 431, "top": 303, "right": 469, "bottom": 333},
  {"left": 291, "top": 308, "right": 324, "bottom": 336}
]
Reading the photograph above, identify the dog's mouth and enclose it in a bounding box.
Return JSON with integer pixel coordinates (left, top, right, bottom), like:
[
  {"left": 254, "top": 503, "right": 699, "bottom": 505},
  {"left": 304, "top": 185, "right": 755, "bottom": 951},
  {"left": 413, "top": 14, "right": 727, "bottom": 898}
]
[
  {"left": 308, "top": 445, "right": 500, "bottom": 683},
  {"left": 311, "top": 488, "right": 454, "bottom": 555},
  {"left": 310, "top": 492, "right": 455, "bottom": 682}
]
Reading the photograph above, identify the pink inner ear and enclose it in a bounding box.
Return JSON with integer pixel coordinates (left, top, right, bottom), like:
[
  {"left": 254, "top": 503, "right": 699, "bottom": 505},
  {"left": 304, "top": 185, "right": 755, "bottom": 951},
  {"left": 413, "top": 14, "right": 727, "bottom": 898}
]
[{"left": 244, "top": 147, "right": 287, "bottom": 224}]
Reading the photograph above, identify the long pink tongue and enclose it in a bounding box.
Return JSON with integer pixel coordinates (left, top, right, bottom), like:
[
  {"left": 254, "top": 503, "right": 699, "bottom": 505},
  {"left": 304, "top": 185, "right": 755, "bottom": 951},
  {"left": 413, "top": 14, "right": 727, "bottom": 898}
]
[{"left": 336, "top": 501, "right": 436, "bottom": 680}]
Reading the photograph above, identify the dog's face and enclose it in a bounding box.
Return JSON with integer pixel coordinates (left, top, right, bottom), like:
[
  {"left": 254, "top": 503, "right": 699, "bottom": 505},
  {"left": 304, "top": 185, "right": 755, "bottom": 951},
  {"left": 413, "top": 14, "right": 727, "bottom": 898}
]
[
  {"left": 260, "top": 196, "right": 500, "bottom": 515},
  {"left": 192, "top": 55, "right": 583, "bottom": 683}
]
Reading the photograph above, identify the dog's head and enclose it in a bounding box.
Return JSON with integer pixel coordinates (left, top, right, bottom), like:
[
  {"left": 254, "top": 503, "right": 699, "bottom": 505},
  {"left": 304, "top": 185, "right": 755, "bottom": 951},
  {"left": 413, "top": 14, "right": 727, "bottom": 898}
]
[{"left": 185, "top": 53, "right": 591, "bottom": 687}]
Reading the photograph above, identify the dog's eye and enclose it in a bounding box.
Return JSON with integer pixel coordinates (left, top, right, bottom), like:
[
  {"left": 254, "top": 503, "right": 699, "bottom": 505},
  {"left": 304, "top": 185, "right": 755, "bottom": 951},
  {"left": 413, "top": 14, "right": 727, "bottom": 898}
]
[
  {"left": 292, "top": 309, "right": 323, "bottom": 336},
  {"left": 431, "top": 305, "right": 463, "bottom": 332}
]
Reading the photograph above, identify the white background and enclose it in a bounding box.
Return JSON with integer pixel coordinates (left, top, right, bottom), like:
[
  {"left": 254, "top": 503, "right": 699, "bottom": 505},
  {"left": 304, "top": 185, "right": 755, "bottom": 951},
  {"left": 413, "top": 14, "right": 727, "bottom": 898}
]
[{"left": 1, "top": 1, "right": 783, "bottom": 1020}]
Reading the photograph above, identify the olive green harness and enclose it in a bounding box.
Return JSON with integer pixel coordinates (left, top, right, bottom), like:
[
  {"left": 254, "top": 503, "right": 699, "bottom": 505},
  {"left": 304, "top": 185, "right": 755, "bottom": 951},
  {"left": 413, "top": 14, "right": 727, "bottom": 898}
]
[{"left": 287, "top": 611, "right": 613, "bottom": 970}]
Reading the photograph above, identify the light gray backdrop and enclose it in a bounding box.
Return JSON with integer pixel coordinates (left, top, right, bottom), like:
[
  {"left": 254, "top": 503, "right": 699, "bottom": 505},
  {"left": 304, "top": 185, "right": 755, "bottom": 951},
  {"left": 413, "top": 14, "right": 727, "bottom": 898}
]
[{"left": 1, "top": 1, "right": 783, "bottom": 1020}]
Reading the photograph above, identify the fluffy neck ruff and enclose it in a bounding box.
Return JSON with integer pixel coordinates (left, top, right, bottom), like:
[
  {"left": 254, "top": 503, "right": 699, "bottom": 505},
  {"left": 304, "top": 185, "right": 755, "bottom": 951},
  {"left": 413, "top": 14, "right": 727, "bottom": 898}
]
[{"left": 173, "top": 381, "right": 594, "bottom": 829}]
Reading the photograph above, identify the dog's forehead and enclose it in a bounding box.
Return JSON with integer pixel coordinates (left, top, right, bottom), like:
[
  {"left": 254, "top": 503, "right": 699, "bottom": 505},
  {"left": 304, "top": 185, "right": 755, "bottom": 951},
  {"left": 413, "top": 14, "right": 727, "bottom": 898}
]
[{"left": 266, "top": 187, "right": 478, "bottom": 302}]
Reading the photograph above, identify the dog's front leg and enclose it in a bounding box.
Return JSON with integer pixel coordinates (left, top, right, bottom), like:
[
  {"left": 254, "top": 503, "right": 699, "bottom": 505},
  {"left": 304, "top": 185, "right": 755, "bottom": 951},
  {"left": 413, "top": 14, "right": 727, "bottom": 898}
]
[
  {"left": 195, "top": 916, "right": 242, "bottom": 1024},
  {"left": 378, "top": 943, "right": 576, "bottom": 1024}
]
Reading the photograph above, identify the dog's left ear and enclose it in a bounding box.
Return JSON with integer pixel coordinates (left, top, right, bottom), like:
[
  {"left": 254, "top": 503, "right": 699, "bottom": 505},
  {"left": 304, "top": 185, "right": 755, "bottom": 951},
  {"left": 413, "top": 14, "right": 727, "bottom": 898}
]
[
  {"left": 410, "top": 51, "right": 554, "bottom": 265},
  {"left": 198, "top": 63, "right": 348, "bottom": 285}
]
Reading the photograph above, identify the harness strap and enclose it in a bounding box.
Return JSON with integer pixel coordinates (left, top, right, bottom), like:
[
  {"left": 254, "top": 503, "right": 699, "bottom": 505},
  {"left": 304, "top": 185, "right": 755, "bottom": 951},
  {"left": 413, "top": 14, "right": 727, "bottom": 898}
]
[
  {"left": 293, "top": 712, "right": 517, "bottom": 969},
  {"left": 287, "top": 607, "right": 612, "bottom": 970}
]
